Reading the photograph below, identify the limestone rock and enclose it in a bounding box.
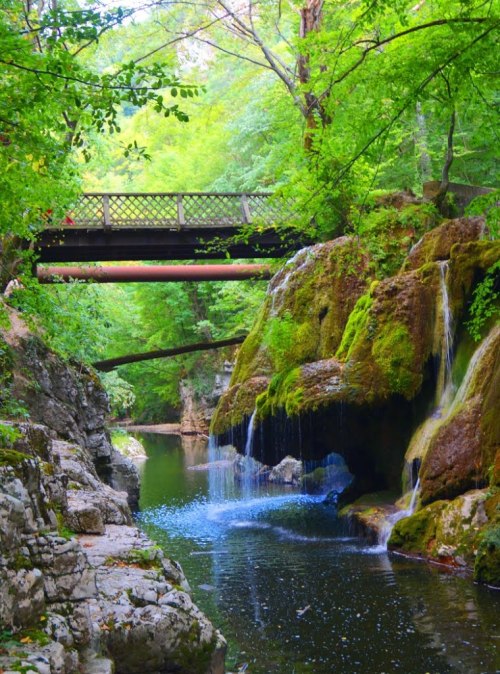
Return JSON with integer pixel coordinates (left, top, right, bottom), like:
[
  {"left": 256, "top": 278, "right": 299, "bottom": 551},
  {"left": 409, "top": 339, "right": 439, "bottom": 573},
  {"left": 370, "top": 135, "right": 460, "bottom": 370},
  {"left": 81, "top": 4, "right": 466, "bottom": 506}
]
[
  {"left": 212, "top": 238, "right": 371, "bottom": 434},
  {"left": 81, "top": 525, "right": 225, "bottom": 674},
  {"left": 420, "top": 325, "right": 500, "bottom": 504},
  {"left": 269, "top": 456, "right": 302, "bottom": 485},
  {"left": 7, "top": 330, "right": 139, "bottom": 508},
  {"left": 0, "top": 423, "right": 226, "bottom": 673},
  {"left": 403, "top": 216, "right": 485, "bottom": 270},
  {"left": 389, "top": 488, "right": 499, "bottom": 586}
]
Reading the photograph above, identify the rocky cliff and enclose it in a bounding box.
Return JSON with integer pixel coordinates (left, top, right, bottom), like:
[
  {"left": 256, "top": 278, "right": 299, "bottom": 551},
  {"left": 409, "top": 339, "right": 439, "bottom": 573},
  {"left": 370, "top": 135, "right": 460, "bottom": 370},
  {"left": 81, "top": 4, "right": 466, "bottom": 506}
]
[
  {"left": 0, "top": 311, "right": 225, "bottom": 673},
  {"left": 210, "top": 204, "right": 499, "bottom": 585}
]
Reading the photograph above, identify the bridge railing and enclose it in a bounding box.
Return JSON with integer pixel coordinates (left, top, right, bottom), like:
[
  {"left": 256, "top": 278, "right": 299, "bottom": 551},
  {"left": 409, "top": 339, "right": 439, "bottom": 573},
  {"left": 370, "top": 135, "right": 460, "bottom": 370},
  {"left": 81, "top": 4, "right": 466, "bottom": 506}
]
[{"left": 51, "top": 192, "right": 292, "bottom": 229}]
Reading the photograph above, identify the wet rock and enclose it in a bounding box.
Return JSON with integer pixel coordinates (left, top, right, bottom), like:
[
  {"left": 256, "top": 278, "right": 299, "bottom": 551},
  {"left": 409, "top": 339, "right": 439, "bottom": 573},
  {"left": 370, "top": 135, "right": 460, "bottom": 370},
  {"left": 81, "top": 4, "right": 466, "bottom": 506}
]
[
  {"left": 233, "top": 454, "right": 270, "bottom": 483},
  {"left": 302, "top": 454, "right": 353, "bottom": 495},
  {"left": 420, "top": 325, "right": 500, "bottom": 504},
  {"left": 388, "top": 488, "right": 499, "bottom": 585},
  {"left": 403, "top": 216, "right": 485, "bottom": 271},
  {"left": 269, "top": 456, "right": 302, "bottom": 485}
]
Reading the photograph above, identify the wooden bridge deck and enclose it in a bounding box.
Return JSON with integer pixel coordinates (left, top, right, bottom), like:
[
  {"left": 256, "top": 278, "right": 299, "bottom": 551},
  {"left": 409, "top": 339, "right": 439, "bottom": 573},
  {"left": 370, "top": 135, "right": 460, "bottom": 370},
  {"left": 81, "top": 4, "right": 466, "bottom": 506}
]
[{"left": 37, "top": 192, "right": 303, "bottom": 262}]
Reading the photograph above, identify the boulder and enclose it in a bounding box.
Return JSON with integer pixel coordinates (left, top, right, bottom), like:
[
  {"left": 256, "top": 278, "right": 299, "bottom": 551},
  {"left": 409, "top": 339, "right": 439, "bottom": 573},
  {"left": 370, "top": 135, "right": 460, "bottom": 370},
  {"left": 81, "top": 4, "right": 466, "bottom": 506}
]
[
  {"left": 403, "top": 216, "right": 485, "bottom": 271},
  {"left": 269, "top": 456, "right": 302, "bottom": 485}
]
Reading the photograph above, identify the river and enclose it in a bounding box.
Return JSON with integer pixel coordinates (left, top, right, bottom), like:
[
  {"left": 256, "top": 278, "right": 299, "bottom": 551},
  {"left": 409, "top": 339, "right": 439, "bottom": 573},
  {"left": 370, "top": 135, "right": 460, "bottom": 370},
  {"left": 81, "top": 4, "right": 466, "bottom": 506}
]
[{"left": 135, "top": 432, "right": 499, "bottom": 674}]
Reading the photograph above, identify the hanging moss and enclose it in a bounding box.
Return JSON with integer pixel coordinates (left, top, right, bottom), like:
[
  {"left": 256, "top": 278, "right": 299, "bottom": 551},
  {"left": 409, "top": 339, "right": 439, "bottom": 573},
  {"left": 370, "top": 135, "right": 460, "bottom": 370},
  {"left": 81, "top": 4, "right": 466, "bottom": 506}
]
[
  {"left": 230, "top": 301, "right": 272, "bottom": 385},
  {"left": 336, "top": 292, "right": 373, "bottom": 361},
  {"left": 372, "top": 322, "right": 415, "bottom": 397},
  {"left": 255, "top": 368, "right": 303, "bottom": 419}
]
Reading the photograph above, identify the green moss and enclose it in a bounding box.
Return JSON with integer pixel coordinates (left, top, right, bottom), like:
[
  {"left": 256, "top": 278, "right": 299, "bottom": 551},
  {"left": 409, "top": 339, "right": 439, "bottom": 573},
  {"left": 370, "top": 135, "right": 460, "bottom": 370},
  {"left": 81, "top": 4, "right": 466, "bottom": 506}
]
[
  {"left": 10, "top": 553, "right": 33, "bottom": 572},
  {"left": 372, "top": 322, "right": 415, "bottom": 396},
  {"left": 336, "top": 292, "right": 373, "bottom": 361},
  {"left": 474, "top": 525, "right": 500, "bottom": 586},
  {"left": 301, "top": 467, "right": 327, "bottom": 492},
  {"left": 175, "top": 621, "right": 217, "bottom": 674},
  {"left": 388, "top": 501, "right": 448, "bottom": 553},
  {"left": 355, "top": 203, "right": 439, "bottom": 277},
  {"left": 0, "top": 448, "right": 30, "bottom": 468},
  {"left": 230, "top": 302, "right": 270, "bottom": 384},
  {"left": 256, "top": 368, "right": 303, "bottom": 419}
]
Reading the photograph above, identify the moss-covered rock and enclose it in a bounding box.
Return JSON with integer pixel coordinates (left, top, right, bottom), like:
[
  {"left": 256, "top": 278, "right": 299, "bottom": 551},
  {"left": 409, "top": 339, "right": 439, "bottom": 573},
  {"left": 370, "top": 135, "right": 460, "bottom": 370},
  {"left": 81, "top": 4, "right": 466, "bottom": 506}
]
[
  {"left": 388, "top": 500, "right": 448, "bottom": 554},
  {"left": 389, "top": 488, "right": 499, "bottom": 585},
  {"left": 419, "top": 324, "right": 500, "bottom": 505},
  {"left": 474, "top": 524, "right": 500, "bottom": 586},
  {"left": 211, "top": 238, "right": 371, "bottom": 434},
  {"left": 403, "top": 216, "right": 485, "bottom": 271}
]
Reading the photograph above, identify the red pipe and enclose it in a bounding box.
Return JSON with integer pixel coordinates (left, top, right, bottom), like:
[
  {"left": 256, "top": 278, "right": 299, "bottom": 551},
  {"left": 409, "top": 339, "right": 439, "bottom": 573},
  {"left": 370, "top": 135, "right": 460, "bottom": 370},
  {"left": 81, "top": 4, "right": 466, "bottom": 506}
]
[{"left": 37, "top": 264, "right": 271, "bottom": 283}]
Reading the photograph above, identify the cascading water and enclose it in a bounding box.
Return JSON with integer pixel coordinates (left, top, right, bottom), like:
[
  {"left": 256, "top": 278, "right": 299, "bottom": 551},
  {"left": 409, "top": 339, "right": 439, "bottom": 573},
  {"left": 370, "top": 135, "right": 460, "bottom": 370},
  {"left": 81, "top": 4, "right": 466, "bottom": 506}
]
[
  {"left": 404, "top": 261, "right": 456, "bottom": 472},
  {"left": 381, "top": 262, "right": 455, "bottom": 546},
  {"left": 436, "top": 261, "right": 454, "bottom": 406},
  {"left": 242, "top": 408, "right": 257, "bottom": 492},
  {"left": 244, "top": 408, "right": 257, "bottom": 460},
  {"left": 378, "top": 477, "right": 421, "bottom": 550}
]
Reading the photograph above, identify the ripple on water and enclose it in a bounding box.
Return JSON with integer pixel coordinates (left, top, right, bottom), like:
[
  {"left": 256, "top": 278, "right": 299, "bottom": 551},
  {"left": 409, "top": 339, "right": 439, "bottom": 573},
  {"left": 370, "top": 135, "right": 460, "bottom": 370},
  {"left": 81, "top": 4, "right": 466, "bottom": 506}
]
[{"left": 136, "top": 434, "right": 500, "bottom": 674}]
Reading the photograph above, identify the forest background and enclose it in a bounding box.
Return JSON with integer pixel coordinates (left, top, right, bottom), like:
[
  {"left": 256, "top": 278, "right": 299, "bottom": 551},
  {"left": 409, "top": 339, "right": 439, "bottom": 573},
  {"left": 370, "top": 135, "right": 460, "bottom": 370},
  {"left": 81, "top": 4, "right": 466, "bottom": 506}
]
[{"left": 1, "top": 0, "right": 498, "bottom": 422}]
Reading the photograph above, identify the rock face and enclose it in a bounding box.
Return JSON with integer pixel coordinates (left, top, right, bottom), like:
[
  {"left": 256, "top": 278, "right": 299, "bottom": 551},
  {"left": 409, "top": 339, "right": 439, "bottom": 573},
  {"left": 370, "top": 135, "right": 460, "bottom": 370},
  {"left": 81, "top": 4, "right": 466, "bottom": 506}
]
[
  {"left": 0, "top": 423, "right": 226, "bottom": 674},
  {"left": 210, "top": 209, "right": 499, "bottom": 584},
  {"left": 6, "top": 330, "right": 139, "bottom": 508},
  {"left": 180, "top": 364, "right": 233, "bottom": 436},
  {"left": 419, "top": 325, "right": 500, "bottom": 504}
]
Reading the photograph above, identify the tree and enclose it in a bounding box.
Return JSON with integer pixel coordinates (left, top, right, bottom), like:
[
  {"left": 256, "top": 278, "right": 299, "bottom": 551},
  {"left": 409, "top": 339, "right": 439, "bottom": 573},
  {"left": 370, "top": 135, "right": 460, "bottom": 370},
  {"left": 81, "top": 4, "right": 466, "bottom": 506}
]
[
  {"left": 0, "top": 1, "right": 198, "bottom": 248},
  {"left": 128, "top": 0, "right": 497, "bottom": 229}
]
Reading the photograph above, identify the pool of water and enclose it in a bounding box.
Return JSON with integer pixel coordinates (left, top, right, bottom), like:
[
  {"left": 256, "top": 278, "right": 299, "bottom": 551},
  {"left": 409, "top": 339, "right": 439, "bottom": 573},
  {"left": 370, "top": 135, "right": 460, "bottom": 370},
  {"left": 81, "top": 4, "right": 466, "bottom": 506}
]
[{"left": 135, "top": 432, "right": 500, "bottom": 674}]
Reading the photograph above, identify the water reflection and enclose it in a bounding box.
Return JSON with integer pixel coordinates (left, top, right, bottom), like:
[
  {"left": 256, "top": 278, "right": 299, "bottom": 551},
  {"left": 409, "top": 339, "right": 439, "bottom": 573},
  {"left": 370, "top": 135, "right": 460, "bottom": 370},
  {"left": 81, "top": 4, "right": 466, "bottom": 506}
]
[{"left": 136, "top": 433, "right": 499, "bottom": 674}]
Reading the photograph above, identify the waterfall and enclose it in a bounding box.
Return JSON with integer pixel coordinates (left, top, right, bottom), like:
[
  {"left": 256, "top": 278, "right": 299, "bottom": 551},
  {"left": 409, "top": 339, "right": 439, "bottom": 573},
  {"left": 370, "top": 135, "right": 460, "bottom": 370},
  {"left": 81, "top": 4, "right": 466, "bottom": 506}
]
[
  {"left": 378, "top": 477, "right": 421, "bottom": 550},
  {"left": 244, "top": 408, "right": 257, "bottom": 460},
  {"left": 241, "top": 408, "right": 257, "bottom": 492},
  {"left": 380, "top": 263, "right": 456, "bottom": 549},
  {"left": 405, "top": 261, "right": 456, "bottom": 469},
  {"left": 436, "top": 261, "right": 454, "bottom": 406}
]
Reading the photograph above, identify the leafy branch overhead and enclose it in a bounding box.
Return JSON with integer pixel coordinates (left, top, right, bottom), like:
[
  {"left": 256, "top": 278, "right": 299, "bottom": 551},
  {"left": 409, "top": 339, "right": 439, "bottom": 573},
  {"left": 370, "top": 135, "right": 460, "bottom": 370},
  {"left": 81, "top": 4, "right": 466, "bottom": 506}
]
[{"left": 1, "top": 2, "right": 199, "bottom": 157}]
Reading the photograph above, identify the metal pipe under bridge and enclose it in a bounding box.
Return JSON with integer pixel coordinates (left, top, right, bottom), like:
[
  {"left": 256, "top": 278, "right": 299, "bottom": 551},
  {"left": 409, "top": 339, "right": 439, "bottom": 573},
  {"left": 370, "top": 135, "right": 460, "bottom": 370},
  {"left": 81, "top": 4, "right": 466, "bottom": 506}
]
[{"left": 37, "top": 192, "right": 305, "bottom": 263}]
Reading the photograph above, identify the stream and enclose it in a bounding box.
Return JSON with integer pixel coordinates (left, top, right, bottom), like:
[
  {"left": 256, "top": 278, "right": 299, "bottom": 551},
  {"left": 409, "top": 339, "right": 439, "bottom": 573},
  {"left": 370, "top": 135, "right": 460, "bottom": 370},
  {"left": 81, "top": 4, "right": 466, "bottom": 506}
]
[{"left": 135, "top": 432, "right": 499, "bottom": 674}]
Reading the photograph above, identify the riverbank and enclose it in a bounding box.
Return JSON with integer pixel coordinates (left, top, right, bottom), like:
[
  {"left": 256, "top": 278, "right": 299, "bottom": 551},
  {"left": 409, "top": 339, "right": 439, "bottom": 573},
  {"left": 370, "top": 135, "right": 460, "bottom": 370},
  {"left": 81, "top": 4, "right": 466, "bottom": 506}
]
[
  {"left": 114, "top": 422, "right": 182, "bottom": 435},
  {"left": 0, "top": 423, "right": 226, "bottom": 674},
  {"left": 0, "top": 307, "right": 226, "bottom": 673}
]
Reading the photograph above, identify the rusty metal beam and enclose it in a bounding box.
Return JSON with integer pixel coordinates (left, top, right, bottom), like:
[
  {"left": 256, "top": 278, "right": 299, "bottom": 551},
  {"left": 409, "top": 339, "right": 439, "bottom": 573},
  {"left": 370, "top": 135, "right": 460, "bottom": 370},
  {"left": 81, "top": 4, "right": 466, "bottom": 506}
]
[{"left": 37, "top": 264, "right": 271, "bottom": 283}]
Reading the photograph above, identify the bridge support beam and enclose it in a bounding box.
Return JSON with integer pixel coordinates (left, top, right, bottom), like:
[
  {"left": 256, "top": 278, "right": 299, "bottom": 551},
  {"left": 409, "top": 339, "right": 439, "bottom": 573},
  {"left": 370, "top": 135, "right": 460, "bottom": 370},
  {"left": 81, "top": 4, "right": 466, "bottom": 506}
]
[{"left": 37, "top": 264, "right": 272, "bottom": 283}]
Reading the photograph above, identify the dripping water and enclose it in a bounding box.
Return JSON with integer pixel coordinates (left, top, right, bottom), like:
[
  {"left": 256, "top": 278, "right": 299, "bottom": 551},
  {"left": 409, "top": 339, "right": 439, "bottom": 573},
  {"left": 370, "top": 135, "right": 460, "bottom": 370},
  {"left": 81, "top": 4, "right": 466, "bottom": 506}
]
[
  {"left": 244, "top": 408, "right": 257, "bottom": 461},
  {"left": 241, "top": 408, "right": 257, "bottom": 493},
  {"left": 378, "top": 477, "right": 421, "bottom": 550},
  {"left": 436, "top": 261, "right": 454, "bottom": 407}
]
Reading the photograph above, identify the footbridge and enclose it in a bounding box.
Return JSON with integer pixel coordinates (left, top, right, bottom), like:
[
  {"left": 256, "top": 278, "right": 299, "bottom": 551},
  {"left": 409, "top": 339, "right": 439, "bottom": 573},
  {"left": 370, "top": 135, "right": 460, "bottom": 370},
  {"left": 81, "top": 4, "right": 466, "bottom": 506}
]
[{"left": 37, "top": 192, "right": 304, "bottom": 265}]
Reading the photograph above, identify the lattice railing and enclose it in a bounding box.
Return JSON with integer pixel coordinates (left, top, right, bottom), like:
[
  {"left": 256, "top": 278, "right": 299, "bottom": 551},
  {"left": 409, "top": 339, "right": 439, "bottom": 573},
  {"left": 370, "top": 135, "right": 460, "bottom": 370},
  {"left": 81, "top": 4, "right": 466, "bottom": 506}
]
[{"left": 51, "top": 193, "right": 294, "bottom": 229}]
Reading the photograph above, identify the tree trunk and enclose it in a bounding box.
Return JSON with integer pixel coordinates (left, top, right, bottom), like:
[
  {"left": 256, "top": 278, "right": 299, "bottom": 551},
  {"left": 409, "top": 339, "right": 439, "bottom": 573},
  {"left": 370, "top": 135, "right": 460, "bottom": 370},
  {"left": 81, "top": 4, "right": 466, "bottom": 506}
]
[
  {"left": 298, "top": 0, "right": 325, "bottom": 150},
  {"left": 434, "top": 108, "right": 456, "bottom": 212}
]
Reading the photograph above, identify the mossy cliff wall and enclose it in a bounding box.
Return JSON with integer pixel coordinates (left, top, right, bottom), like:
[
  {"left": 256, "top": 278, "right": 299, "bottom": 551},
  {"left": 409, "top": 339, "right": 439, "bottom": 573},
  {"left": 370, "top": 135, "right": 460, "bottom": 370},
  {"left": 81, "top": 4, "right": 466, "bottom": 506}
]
[{"left": 211, "top": 212, "right": 498, "bottom": 495}]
